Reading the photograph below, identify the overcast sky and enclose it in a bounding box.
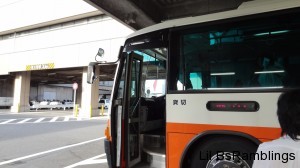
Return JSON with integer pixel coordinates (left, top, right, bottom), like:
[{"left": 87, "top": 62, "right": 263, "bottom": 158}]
[{"left": 0, "top": 0, "right": 97, "bottom": 32}]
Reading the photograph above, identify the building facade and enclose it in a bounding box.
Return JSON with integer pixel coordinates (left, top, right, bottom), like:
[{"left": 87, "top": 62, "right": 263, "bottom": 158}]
[{"left": 0, "top": 0, "right": 133, "bottom": 117}]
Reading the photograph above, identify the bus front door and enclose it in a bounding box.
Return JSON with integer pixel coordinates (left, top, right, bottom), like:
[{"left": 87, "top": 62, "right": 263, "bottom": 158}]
[{"left": 124, "top": 52, "right": 143, "bottom": 167}]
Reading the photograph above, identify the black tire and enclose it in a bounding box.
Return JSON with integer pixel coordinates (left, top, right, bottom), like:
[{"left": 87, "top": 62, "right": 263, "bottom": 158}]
[{"left": 183, "top": 136, "right": 258, "bottom": 168}]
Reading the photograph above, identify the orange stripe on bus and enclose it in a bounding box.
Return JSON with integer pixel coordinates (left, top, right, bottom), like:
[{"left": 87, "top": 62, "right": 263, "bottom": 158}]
[{"left": 166, "top": 122, "right": 281, "bottom": 168}]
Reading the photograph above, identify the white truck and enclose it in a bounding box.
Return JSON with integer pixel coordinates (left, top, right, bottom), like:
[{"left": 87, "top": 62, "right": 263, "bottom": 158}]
[{"left": 0, "top": 97, "right": 13, "bottom": 107}]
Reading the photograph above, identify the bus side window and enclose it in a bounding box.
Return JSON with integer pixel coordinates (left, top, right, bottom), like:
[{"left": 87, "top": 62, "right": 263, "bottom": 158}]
[
  {"left": 257, "top": 57, "right": 284, "bottom": 87},
  {"left": 171, "top": 13, "right": 300, "bottom": 91},
  {"left": 285, "top": 56, "right": 300, "bottom": 87},
  {"left": 189, "top": 72, "right": 202, "bottom": 89}
]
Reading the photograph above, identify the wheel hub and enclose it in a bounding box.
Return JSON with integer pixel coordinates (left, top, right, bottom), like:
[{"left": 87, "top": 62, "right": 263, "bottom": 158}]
[{"left": 206, "top": 152, "right": 250, "bottom": 168}]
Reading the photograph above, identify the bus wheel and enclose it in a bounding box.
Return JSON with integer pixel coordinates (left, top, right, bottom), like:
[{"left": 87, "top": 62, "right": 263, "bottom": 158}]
[{"left": 184, "top": 136, "right": 258, "bottom": 168}]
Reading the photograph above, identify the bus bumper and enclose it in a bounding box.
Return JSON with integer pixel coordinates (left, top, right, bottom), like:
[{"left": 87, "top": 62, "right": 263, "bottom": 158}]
[{"left": 104, "top": 139, "right": 112, "bottom": 168}]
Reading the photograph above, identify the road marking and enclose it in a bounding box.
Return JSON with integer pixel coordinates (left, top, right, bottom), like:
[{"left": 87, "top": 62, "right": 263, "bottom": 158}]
[
  {"left": 0, "top": 119, "right": 16, "bottom": 124},
  {"left": 64, "top": 154, "right": 107, "bottom": 168},
  {"left": 34, "top": 117, "right": 45, "bottom": 123},
  {"left": 64, "top": 116, "right": 70, "bottom": 121},
  {"left": 0, "top": 112, "right": 44, "bottom": 115},
  {"left": 0, "top": 137, "right": 105, "bottom": 166},
  {"left": 50, "top": 117, "right": 59, "bottom": 122},
  {"left": 17, "top": 118, "right": 32, "bottom": 124},
  {"left": 0, "top": 116, "right": 104, "bottom": 125}
]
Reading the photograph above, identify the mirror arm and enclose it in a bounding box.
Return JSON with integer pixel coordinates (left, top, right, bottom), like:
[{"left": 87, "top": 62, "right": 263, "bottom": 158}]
[{"left": 95, "top": 58, "right": 120, "bottom": 65}]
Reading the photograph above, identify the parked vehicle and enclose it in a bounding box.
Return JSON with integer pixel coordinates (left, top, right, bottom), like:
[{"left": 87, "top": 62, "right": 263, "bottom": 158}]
[
  {"left": 0, "top": 97, "right": 13, "bottom": 108},
  {"left": 99, "top": 99, "right": 110, "bottom": 109}
]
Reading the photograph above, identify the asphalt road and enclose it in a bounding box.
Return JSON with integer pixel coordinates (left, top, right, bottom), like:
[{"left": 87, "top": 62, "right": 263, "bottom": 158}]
[{"left": 0, "top": 110, "right": 109, "bottom": 168}]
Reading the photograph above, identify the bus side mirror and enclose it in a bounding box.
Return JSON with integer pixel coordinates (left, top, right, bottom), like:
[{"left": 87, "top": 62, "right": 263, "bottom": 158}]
[{"left": 87, "top": 62, "right": 97, "bottom": 84}]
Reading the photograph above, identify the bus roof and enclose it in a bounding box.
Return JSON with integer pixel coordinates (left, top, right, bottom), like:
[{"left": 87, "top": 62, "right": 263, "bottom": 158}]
[{"left": 127, "top": 0, "right": 300, "bottom": 39}]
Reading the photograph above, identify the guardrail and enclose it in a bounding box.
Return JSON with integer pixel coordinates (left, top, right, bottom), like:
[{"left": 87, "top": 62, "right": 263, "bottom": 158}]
[
  {"left": 30, "top": 101, "right": 74, "bottom": 111},
  {"left": 30, "top": 104, "right": 74, "bottom": 111}
]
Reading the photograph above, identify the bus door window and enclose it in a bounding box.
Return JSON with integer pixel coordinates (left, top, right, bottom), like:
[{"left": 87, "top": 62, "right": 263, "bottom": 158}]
[
  {"left": 129, "top": 57, "right": 141, "bottom": 109},
  {"left": 116, "top": 56, "right": 127, "bottom": 99}
]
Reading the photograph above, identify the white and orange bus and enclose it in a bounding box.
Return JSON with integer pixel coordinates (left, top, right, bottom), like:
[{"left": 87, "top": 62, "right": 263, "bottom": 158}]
[{"left": 88, "top": 0, "right": 300, "bottom": 167}]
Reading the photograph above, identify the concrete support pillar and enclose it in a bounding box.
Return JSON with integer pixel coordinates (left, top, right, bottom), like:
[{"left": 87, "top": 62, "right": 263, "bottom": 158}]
[
  {"left": 79, "top": 66, "right": 99, "bottom": 118},
  {"left": 11, "top": 71, "right": 31, "bottom": 113}
]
